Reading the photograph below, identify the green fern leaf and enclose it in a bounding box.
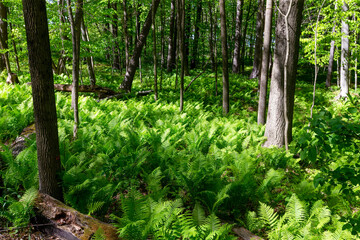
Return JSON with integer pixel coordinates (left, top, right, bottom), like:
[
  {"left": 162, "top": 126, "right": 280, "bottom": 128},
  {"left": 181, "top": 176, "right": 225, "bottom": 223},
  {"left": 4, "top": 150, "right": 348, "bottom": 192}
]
[
  {"left": 259, "top": 202, "right": 278, "bottom": 228},
  {"left": 286, "top": 194, "right": 307, "bottom": 224}
]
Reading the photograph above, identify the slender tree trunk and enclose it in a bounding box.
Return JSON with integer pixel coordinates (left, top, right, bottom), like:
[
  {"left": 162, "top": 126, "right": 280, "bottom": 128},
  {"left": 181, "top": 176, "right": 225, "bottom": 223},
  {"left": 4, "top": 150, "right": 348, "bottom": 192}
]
[
  {"left": 111, "top": 3, "right": 121, "bottom": 70},
  {"left": 167, "top": 0, "right": 176, "bottom": 72},
  {"left": 250, "top": 0, "right": 265, "bottom": 79},
  {"left": 22, "top": 0, "right": 63, "bottom": 201},
  {"left": 178, "top": 0, "right": 185, "bottom": 111},
  {"left": 232, "top": 0, "right": 243, "bottom": 74},
  {"left": 219, "top": 0, "right": 229, "bottom": 115},
  {"left": 152, "top": 0, "right": 158, "bottom": 101},
  {"left": 339, "top": 2, "right": 349, "bottom": 99},
  {"left": 240, "top": 0, "right": 253, "bottom": 73},
  {"left": 119, "top": 0, "right": 161, "bottom": 92},
  {"left": 190, "top": 0, "right": 202, "bottom": 69},
  {"left": 122, "top": 0, "right": 130, "bottom": 71},
  {"left": 208, "top": 1, "right": 215, "bottom": 72},
  {"left": 257, "top": 0, "right": 273, "bottom": 125},
  {"left": 135, "top": 2, "right": 142, "bottom": 83},
  {"left": 81, "top": 17, "right": 96, "bottom": 86},
  {"left": 263, "top": 0, "right": 304, "bottom": 148},
  {"left": 184, "top": 2, "right": 190, "bottom": 76},
  {"left": 326, "top": 4, "right": 337, "bottom": 88},
  {"left": 67, "top": 0, "right": 83, "bottom": 139},
  {"left": 0, "top": 1, "right": 5, "bottom": 71}
]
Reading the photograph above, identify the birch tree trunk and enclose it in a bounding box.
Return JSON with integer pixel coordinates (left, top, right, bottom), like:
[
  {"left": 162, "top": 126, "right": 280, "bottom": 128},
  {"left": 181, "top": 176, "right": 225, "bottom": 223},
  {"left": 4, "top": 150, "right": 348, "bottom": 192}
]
[
  {"left": 339, "top": 2, "right": 349, "bottom": 99},
  {"left": 219, "top": 0, "right": 229, "bottom": 115},
  {"left": 326, "top": 3, "right": 337, "bottom": 88},
  {"left": 67, "top": 0, "right": 83, "bottom": 139},
  {"left": 257, "top": 0, "right": 273, "bottom": 125}
]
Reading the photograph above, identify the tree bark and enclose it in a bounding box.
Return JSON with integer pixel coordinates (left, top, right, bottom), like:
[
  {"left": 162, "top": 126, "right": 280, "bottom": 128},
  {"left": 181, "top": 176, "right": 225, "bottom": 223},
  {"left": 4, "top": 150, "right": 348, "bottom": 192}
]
[
  {"left": 167, "top": 0, "right": 176, "bottom": 72},
  {"left": 81, "top": 17, "right": 96, "bottom": 86},
  {"left": 263, "top": 0, "right": 304, "bottom": 148},
  {"left": 183, "top": 2, "right": 191, "bottom": 76},
  {"left": 208, "top": 1, "right": 215, "bottom": 72},
  {"left": 240, "top": 1, "right": 254, "bottom": 73},
  {"left": 152, "top": 0, "right": 158, "bottom": 101},
  {"left": 232, "top": 0, "right": 243, "bottom": 74},
  {"left": 122, "top": 0, "right": 130, "bottom": 71},
  {"left": 250, "top": 0, "right": 265, "bottom": 79},
  {"left": 34, "top": 193, "right": 118, "bottom": 240},
  {"left": 22, "top": 0, "right": 64, "bottom": 201},
  {"left": 0, "top": 1, "right": 5, "bottom": 71},
  {"left": 339, "top": 2, "right": 349, "bottom": 99},
  {"left": 257, "top": 0, "right": 273, "bottom": 125},
  {"left": 119, "top": 0, "right": 161, "bottom": 92},
  {"left": 190, "top": 0, "right": 202, "bottom": 69},
  {"left": 326, "top": 4, "right": 337, "bottom": 88},
  {"left": 178, "top": 0, "right": 185, "bottom": 111},
  {"left": 67, "top": 0, "right": 83, "bottom": 139},
  {"left": 111, "top": 3, "right": 121, "bottom": 70},
  {"left": 219, "top": 0, "right": 229, "bottom": 115}
]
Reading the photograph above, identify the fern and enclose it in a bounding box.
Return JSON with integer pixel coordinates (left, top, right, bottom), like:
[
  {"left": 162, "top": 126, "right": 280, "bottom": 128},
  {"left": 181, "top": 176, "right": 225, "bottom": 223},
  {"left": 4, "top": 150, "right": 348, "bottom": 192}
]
[
  {"left": 259, "top": 202, "right": 278, "bottom": 228},
  {"left": 285, "top": 194, "right": 307, "bottom": 225}
]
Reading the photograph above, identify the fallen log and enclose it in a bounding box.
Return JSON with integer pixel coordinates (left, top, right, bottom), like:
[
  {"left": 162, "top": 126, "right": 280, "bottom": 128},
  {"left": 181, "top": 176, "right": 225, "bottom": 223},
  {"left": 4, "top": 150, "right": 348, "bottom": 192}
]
[
  {"left": 101, "top": 89, "right": 154, "bottom": 100},
  {"left": 232, "top": 227, "right": 263, "bottom": 240},
  {"left": 34, "top": 192, "right": 119, "bottom": 240},
  {"left": 53, "top": 84, "right": 117, "bottom": 96}
]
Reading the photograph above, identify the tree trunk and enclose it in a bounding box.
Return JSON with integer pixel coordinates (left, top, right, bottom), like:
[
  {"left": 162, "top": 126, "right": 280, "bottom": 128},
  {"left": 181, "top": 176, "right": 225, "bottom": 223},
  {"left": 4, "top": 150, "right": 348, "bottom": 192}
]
[
  {"left": 250, "top": 0, "right": 265, "bottom": 79},
  {"left": 122, "top": 0, "right": 130, "bottom": 71},
  {"left": 208, "top": 1, "right": 215, "bottom": 72},
  {"left": 232, "top": 0, "right": 243, "bottom": 74},
  {"left": 110, "top": 3, "right": 121, "bottom": 70},
  {"left": 81, "top": 17, "right": 96, "bottom": 86},
  {"left": 240, "top": 0, "right": 253, "bottom": 74},
  {"left": 119, "top": 0, "right": 161, "bottom": 92},
  {"left": 0, "top": 1, "right": 18, "bottom": 84},
  {"left": 263, "top": 0, "right": 304, "bottom": 148},
  {"left": 219, "top": 0, "right": 229, "bottom": 115},
  {"left": 167, "top": 0, "right": 176, "bottom": 72},
  {"left": 257, "top": 0, "right": 273, "bottom": 125},
  {"left": 0, "top": 1, "right": 5, "bottom": 71},
  {"left": 326, "top": 4, "right": 337, "bottom": 88},
  {"left": 178, "top": 0, "right": 185, "bottom": 111},
  {"left": 67, "top": 0, "right": 83, "bottom": 139},
  {"left": 339, "top": 2, "right": 349, "bottom": 99},
  {"left": 190, "top": 0, "right": 202, "bottom": 69},
  {"left": 152, "top": 0, "right": 158, "bottom": 101},
  {"left": 183, "top": 2, "right": 191, "bottom": 76},
  {"left": 22, "top": 0, "right": 64, "bottom": 201}
]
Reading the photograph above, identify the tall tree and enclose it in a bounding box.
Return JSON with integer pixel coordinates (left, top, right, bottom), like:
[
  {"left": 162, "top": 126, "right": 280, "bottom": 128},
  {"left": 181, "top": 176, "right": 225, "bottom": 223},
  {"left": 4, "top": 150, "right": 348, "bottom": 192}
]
[
  {"left": 119, "top": 0, "right": 161, "bottom": 92},
  {"left": 81, "top": 16, "right": 96, "bottom": 86},
  {"left": 240, "top": 0, "right": 254, "bottom": 73},
  {"left": 257, "top": 0, "right": 273, "bottom": 125},
  {"left": 326, "top": 3, "right": 337, "bottom": 88},
  {"left": 178, "top": 0, "right": 185, "bottom": 111},
  {"left": 250, "top": 0, "right": 265, "bottom": 79},
  {"left": 232, "top": 0, "right": 243, "bottom": 74},
  {"left": 112, "top": 3, "right": 121, "bottom": 70},
  {"left": 152, "top": 0, "right": 158, "bottom": 101},
  {"left": 219, "top": 0, "right": 229, "bottom": 114},
  {"left": 208, "top": 0, "right": 216, "bottom": 72},
  {"left": 22, "top": 0, "right": 63, "bottom": 201},
  {"left": 339, "top": 2, "right": 349, "bottom": 99},
  {"left": 67, "top": 0, "right": 83, "bottom": 138},
  {"left": 190, "top": 0, "right": 202, "bottom": 69},
  {"left": 122, "top": 0, "right": 130, "bottom": 71},
  {"left": 263, "top": 0, "right": 304, "bottom": 148},
  {"left": 167, "top": 0, "right": 176, "bottom": 72},
  {"left": 0, "top": 1, "right": 18, "bottom": 84}
]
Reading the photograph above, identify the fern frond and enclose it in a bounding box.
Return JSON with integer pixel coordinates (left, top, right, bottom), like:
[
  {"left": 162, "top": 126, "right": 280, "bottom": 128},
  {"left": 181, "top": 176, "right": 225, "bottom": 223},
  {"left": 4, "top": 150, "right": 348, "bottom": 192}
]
[
  {"left": 285, "top": 194, "right": 307, "bottom": 225},
  {"left": 87, "top": 201, "right": 105, "bottom": 216},
  {"left": 19, "top": 187, "right": 37, "bottom": 207},
  {"left": 212, "top": 183, "right": 231, "bottom": 212},
  {"left": 192, "top": 202, "right": 206, "bottom": 226},
  {"left": 259, "top": 202, "right": 278, "bottom": 228}
]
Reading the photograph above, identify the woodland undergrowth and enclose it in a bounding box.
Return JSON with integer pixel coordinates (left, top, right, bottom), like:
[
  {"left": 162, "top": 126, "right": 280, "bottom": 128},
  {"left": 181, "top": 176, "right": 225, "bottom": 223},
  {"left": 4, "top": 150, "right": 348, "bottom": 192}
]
[{"left": 0, "top": 68, "right": 359, "bottom": 239}]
